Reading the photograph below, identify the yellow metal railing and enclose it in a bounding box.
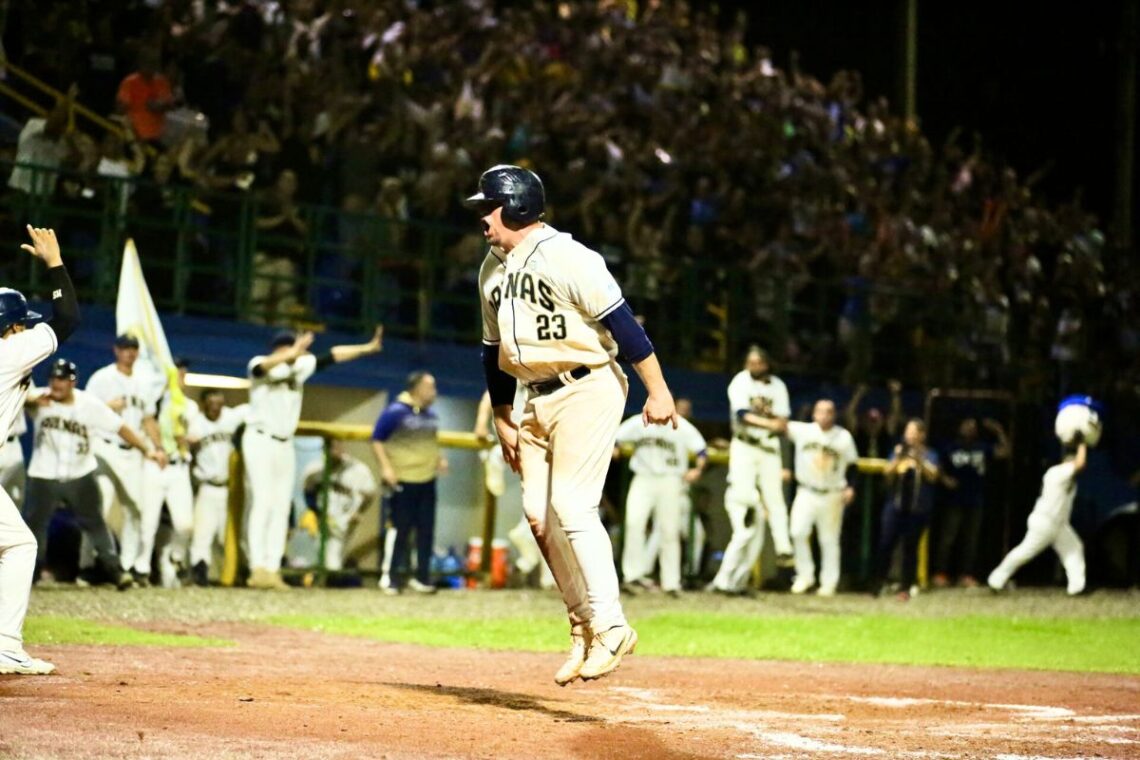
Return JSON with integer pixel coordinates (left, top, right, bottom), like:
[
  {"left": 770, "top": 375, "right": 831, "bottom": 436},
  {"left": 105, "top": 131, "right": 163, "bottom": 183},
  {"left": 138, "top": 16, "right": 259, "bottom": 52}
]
[{"left": 220, "top": 421, "right": 889, "bottom": 587}]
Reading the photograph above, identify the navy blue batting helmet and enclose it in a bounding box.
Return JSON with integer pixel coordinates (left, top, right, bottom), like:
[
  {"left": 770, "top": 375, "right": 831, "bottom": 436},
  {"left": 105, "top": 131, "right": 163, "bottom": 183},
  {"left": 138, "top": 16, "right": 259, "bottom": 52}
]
[
  {"left": 0, "top": 288, "right": 40, "bottom": 334},
  {"left": 49, "top": 358, "right": 77, "bottom": 381},
  {"left": 464, "top": 164, "right": 545, "bottom": 225}
]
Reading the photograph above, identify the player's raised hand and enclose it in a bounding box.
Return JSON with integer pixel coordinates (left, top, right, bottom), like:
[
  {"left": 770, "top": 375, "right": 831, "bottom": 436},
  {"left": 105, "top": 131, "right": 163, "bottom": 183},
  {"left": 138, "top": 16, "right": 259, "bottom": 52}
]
[
  {"left": 293, "top": 331, "right": 315, "bottom": 354},
  {"left": 21, "top": 225, "right": 63, "bottom": 267},
  {"left": 367, "top": 325, "right": 384, "bottom": 353},
  {"left": 642, "top": 392, "right": 679, "bottom": 429}
]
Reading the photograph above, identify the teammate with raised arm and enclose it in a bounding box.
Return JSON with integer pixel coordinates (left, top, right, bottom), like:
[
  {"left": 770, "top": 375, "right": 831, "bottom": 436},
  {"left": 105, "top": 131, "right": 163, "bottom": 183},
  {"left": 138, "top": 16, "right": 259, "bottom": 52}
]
[
  {"left": 709, "top": 346, "right": 792, "bottom": 595},
  {"left": 243, "top": 327, "right": 382, "bottom": 589},
  {"left": 0, "top": 226, "right": 81, "bottom": 675},
  {"left": 467, "top": 164, "right": 679, "bottom": 684}
]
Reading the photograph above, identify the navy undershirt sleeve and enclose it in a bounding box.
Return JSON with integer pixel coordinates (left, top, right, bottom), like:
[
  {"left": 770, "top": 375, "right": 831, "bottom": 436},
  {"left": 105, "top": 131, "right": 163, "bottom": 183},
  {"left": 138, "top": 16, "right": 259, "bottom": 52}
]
[
  {"left": 482, "top": 343, "right": 517, "bottom": 407},
  {"left": 599, "top": 302, "right": 654, "bottom": 363}
]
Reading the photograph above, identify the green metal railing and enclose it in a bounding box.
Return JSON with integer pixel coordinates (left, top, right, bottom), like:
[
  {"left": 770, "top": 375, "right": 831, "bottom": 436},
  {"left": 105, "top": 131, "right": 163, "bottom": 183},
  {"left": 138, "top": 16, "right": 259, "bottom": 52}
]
[{"left": 1, "top": 161, "right": 997, "bottom": 379}]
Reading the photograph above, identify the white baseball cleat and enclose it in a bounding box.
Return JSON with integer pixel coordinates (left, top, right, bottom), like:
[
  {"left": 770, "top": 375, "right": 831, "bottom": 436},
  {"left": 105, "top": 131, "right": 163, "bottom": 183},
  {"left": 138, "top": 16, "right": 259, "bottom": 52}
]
[
  {"left": 0, "top": 650, "right": 56, "bottom": 675},
  {"left": 790, "top": 578, "right": 813, "bottom": 595},
  {"left": 816, "top": 586, "right": 836, "bottom": 597},
  {"left": 578, "top": 624, "right": 637, "bottom": 681},
  {"left": 553, "top": 625, "right": 590, "bottom": 686},
  {"left": 407, "top": 579, "right": 437, "bottom": 594}
]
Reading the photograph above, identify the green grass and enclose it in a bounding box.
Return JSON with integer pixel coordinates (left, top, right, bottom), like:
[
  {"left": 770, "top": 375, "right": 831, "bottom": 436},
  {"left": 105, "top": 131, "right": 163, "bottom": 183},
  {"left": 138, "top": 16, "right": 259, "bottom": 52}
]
[
  {"left": 24, "top": 616, "right": 232, "bottom": 648},
  {"left": 271, "top": 611, "right": 1140, "bottom": 674}
]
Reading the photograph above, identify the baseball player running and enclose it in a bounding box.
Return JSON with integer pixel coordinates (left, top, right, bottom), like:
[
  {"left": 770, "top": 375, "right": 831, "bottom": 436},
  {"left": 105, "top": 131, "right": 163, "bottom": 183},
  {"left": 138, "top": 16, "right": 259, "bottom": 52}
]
[
  {"left": 0, "top": 226, "right": 80, "bottom": 676},
  {"left": 615, "top": 398, "right": 707, "bottom": 596},
  {"left": 85, "top": 334, "right": 167, "bottom": 583},
  {"left": 243, "top": 327, "right": 382, "bottom": 589},
  {"left": 709, "top": 346, "right": 792, "bottom": 594},
  {"left": 187, "top": 390, "right": 243, "bottom": 586},
  {"left": 0, "top": 413, "right": 27, "bottom": 505},
  {"left": 301, "top": 439, "right": 377, "bottom": 572},
  {"left": 136, "top": 358, "right": 196, "bottom": 586},
  {"left": 23, "top": 359, "right": 160, "bottom": 589},
  {"left": 468, "top": 164, "right": 679, "bottom": 684},
  {"left": 988, "top": 439, "right": 1087, "bottom": 595}
]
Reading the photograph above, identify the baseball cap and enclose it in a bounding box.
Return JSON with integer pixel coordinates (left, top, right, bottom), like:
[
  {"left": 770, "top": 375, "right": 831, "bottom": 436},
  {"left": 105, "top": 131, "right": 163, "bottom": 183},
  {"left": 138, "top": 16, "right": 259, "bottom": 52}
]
[
  {"left": 114, "top": 334, "right": 140, "bottom": 349},
  {"left": 270, "top": 330, "right": 296, "bottom": 348},
  {"left": 49, "top": 358, "right": 77, "bottom": 380}
]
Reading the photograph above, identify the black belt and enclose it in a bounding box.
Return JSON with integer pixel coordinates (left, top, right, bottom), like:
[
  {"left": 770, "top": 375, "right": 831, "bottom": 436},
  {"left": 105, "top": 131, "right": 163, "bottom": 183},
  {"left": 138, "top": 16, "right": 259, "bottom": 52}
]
[
  {"left": 734, "top": 433, "right": 778, "bottom": 454},
  {"left": 528, "top": 365, "right": 591, "bottom": 396},
  {"left": 253, "top": 427, "right": 289, "bottom": 442},
  {"left": 797, "top": 481, "right": 844, "bottom": 495},
  {"left": 199, "top": 479, "right": 228, "bottom": 487}
]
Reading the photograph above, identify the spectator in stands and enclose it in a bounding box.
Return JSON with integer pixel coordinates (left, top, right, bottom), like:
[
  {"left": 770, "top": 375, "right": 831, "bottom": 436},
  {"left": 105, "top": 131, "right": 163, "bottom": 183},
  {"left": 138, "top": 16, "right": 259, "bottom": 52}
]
[
  {"left": 370, "top": 371, "right": 447, "bottom": 595},
  {"left": 933, "top": 417, "right": 1009, "bottom": 588},
  {"left": 95, "top": 122, "right": 147, "bottom": 219},
  {"left": 116, "top": 50, "right": 177, "bottom": 146},
  {"left": 844, "top": 380, "right": 903, "bottom": 460},
  {"left": 874, "top": 419, "right": 940, "bottom": 601},
  {"left": 251, "top": 169, "right": 307, "bottom": 325},
  {"left": 7, "top": 85, "right": 75, "bottom": 198}
]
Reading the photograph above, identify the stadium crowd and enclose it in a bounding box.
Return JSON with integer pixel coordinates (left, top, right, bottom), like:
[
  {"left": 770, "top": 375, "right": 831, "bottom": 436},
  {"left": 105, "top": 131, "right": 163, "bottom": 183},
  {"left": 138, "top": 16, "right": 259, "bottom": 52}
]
[
  {"left": 0, "top": 2, "right": 1134, "bottom": 597},
  {"left": 1, "top": 0, "right": 1132, "bottom": 399}
]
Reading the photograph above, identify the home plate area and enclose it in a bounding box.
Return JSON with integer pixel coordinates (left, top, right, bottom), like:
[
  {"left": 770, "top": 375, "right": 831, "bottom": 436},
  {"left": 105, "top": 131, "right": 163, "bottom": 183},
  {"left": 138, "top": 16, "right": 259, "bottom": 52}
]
[{"left": 1, "top": 626, "right": 1137, "bottom": 759}]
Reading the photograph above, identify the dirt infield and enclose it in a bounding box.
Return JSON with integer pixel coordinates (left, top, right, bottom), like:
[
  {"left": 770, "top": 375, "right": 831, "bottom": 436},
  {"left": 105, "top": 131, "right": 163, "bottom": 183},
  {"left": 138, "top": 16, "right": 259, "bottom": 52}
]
[{"left": 2, "top": 624, "right": 1138, "bottom": 759}]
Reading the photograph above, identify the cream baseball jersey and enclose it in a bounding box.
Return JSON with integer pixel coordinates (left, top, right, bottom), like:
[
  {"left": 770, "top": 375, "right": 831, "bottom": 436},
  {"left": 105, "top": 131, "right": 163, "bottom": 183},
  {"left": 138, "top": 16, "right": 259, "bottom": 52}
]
[
  {"left": 727, "top": 370, "right": 790, "bottom": 449},
  {"left": 786, "top": 421, "right": 858, "bottom": 491},
  {"left": 1032, "top": 461, "right": 1078, "bottom": 524},
  {"left": 85, "top": 364, "right": 156, "bottom": 444},
  {"left": 301, "top": 454, "right": 377, "bottom": 521},
  {"left": 0, "top": 323, "right": 57, "bottom": 448},
  {"left": 615, "top": 414, "right": 707, "bottom": 476},
  {"left": 246, "top": 353, "right": 316, "bottom": 438},
  {"left": 27, "top": 389, "right": 123, "bottom": 480},
  {"left": 188, "top": 406, "right": 244, "bottom": 484},
  {"left": 479, "top": 225, "right": 624, "bottom": 384}
]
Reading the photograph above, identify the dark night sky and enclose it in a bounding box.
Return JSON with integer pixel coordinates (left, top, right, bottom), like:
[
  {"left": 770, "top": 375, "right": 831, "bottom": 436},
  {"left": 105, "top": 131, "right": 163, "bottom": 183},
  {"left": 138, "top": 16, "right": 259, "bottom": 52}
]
[{"left": 729, "top": 0, "right": 1127, "bottom": 221}]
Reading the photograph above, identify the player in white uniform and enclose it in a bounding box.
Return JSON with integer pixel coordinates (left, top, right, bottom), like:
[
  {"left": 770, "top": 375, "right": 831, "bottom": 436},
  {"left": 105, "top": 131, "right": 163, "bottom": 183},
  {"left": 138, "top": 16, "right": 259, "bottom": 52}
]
[
  {"left": 85, "top": 334, "right": 168, "bottom": 582},
  {"left": 0, "top": 413, "right": 27, "bottom": 505},
  {"left": 615, "top": 398, "right": 707, "bottom": 596},
  {"left": 187, "top": 390, "right": 243, "bottom": 586},
  {"left": 301, "top": 439, "right": 377, "bottom": 571},
  {"left": 752, "top": 399, "right": 859, "bottom": 596},
  {"left": 23, "top": 359, "right": 160, "bottom": 589},
  {"left": 243, "top": 327, "right": 382, "bottom": 589},
  {"left": 137, "top": 358, "right": 198, "bottom": 587},
  {"left": 988, "top": 439, "right": 1087, "bottom": 595},
  {"left": 709, "top": 346, "right": 792, "bottom": 594},
  {"left": 468, "top": 164, "right": 678, "bottom": 684},
  {"left": 0, "top": 225, "right": 80, "bottom": 675}
]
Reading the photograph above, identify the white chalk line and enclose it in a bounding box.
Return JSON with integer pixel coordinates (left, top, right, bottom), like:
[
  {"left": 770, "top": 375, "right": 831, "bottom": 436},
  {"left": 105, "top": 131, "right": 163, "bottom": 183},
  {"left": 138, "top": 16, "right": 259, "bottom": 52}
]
[{"left": 604, "top": 687, "right": 1138, "bottom": 758}]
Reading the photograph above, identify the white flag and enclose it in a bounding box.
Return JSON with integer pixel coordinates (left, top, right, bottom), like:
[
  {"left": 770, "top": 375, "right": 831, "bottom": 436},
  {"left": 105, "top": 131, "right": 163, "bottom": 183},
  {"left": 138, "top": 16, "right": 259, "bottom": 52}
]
[{"left": 116, "top": 239, "right": 187, "bottom": 449}]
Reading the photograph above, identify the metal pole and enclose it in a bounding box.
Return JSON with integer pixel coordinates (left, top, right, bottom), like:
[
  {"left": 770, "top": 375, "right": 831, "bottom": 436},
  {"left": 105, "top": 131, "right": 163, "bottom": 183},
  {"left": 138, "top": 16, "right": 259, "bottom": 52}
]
[
  {"left": 901, "top": 0, "right": 918, "bottom": 121},
  {"left": 1114, "top": 0, "right": 1137, "bottom": 252}
]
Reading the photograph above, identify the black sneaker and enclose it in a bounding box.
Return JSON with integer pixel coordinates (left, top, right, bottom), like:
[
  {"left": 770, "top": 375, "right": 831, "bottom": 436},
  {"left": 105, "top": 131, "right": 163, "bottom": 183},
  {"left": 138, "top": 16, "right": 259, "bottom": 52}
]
[
  {"left": 131, "top": 570, "right": 151, "bottom": 588},
  {"left": 116, "top": 572, "right": 136, "bottom": 591},
  {"left": 192, "top": 561, "right": 210, "bottom": 587}
]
